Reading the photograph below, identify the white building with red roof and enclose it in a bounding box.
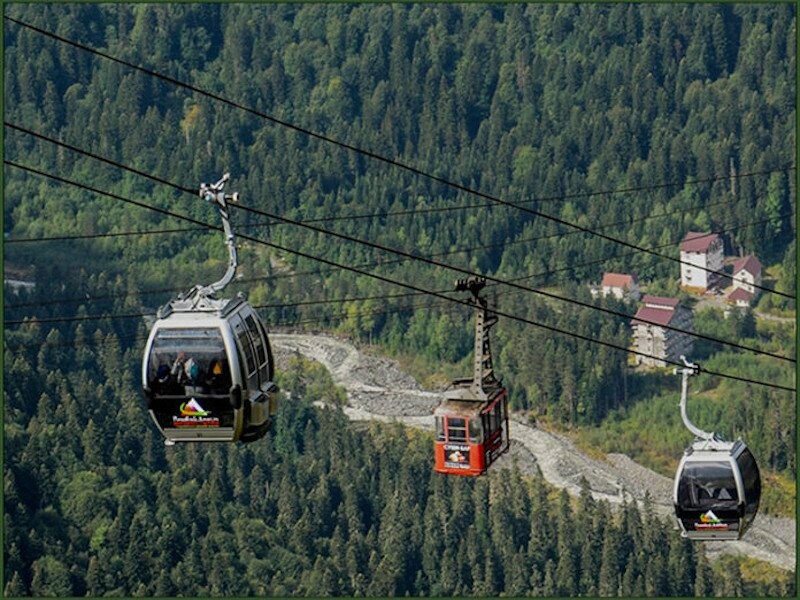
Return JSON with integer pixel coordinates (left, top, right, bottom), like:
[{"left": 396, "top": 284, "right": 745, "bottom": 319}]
[
  {"left": 727, "top": 286, "right": 754, "bottom": 308},
  {"left": 731, "top": 255, "right": 762, "bottom": 295},
  {"left": 631, "top": 295, "right": 694, "bottom": 367},
  {"left": 600, "top": 272, "right": 640, "bottom": 301},
  {"left": 680, "top": 231, "right": 724, "bottom": 291}
]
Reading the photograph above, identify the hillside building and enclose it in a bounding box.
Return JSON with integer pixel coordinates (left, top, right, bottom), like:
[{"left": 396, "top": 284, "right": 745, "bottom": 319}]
[
  {"left": 731, "top": 255, "right": 762, "bottom": 294},
  {"left": 631, "top": 295, "right": 694, "bottom": 367},
  {"left": 680, "top": 232, "right": 724, "bottom": 292},
  {"left": 600, "top": 272, "right": 640, "bottom": 301},
  {"left": 727, "top": 287, "right": 754, "bottom": 308}
]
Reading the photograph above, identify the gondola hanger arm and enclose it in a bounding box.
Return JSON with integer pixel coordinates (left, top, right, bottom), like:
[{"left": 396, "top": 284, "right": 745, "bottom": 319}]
[
  {"left": 676, "top": 356, "right": 721, "bottom": 444},
  {"left": 195, "top": 172, "right": 240, "bottom": 301}
]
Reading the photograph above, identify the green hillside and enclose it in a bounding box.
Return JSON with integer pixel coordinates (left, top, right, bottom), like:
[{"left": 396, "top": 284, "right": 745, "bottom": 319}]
[
  {"left": 4, "top": 347, "right": 794, "bottom": 596},
  {"left": 3, "top": 3, "right": 795, "bottom": 596}
]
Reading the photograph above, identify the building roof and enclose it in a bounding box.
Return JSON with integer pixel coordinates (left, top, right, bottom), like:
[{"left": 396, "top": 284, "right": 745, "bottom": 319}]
[
  {"left": 727, "top": 287, "right": 754, "bottom": 303},
  {"left": 601, "top": 272, "right": 638, "bottom": 288},
  {"left": 680, "top": 231, "right": 721, "bottom": 253},
  {"left": 733, "top": 255, "right": 762, "bottom": 278},
  {"left": 631, "top": 306, "right": 677, "bottom": 327},
  {"left": 642, "top": 295, "right": 680, "bottom": 309}
]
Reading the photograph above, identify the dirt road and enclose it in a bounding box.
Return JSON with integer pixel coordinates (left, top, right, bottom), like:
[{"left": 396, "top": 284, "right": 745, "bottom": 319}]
[{"left": 271, "top": 332, "right": 796, "bottom": 572}]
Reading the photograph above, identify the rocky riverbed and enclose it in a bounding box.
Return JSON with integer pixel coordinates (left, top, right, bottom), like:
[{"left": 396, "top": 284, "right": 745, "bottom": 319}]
[{"left": 271, "top": 332, "right": 796, "bottom": 572}]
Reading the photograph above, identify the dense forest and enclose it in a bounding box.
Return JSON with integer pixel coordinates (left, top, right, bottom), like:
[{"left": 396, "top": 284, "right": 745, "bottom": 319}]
[
  {"left": 3, "top": 344, "right": 795, "bottom": 596},
  {"left": 4, "top": 2, "right": 796, "bottom": 596}
]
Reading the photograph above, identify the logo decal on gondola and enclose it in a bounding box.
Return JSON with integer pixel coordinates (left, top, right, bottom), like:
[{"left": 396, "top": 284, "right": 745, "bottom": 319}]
[
  {"left": 444, "top": 443, "right": 470, "bottom": 468},
  {"left": 695, "top": 510, "right": 728, "bottom": 530},
  {"left": 448, "top": 450, "right": 467, "bottom": 463},
  {"left": 173, "top": 398, "right": 219, "bottom": 427},
  {"left": 699, "top": 510, "right": 721, "bottom": 524},
  {"left": 180, "top": 398, "right": 208, "bottom": 416}
]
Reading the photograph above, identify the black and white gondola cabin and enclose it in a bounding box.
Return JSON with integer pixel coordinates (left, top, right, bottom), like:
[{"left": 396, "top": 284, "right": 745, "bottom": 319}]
[
  {"left": 142, "top": 294, "right": 277, "bottom": 445},
  {"left": 673, "top": 439, "right": 761, "bottom": 540}
]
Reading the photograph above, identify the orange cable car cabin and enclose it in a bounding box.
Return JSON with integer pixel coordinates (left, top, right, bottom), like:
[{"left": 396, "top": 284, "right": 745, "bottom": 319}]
[
  {"left": 434, "top": 277, "right": 510, "bottom": 476},
  {"left": 434, "top": 386, "right": 509, "bottom": 476}
]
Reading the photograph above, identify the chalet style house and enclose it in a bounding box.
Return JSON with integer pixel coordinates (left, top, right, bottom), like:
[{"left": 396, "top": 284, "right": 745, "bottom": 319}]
[
  {"left": 600, "top": 272, "right": 640, "bottom": 301},
  {"left": 680, "top": 232, "right": 724, "bottom": 292},
  {"left": 727, "top": 287, "right": 754, "bottom": 308},
  {"left": 726, "top": 255, "right": 762, "bottom": 308},
  {"left": 631, "top": 295, "right": 694, "bottom": 367},
  {"left": 731, "top": 255, "right": 762, "bottom": 294}
]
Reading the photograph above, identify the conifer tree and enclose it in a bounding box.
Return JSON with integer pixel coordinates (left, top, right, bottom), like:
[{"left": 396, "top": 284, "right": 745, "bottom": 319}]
[
  {"left": 554, "top": 489, "right": 579, "bottom": 595},
  {"left": 693, "top": 548, "right": 713, "bottom": 597},
  {"left": 29, "top": 556, "right": 73, "bottom": 597},
  {"left": 667, "top": 533, "right": 694, "bottom": 596},
  {"left": 721, "top": 560, "right": 745, "bottom": 597},
  {"left": 598, "top": 520, "right": 622, "bottom": 596}
]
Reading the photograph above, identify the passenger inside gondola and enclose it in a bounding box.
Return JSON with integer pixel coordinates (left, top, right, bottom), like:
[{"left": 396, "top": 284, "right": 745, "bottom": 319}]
[
  {"left": 147, "top": 328, "right": 230, "bottom": 396},
  {"left": 152, "top": 363, "right": 182, "bottom": 395},
  {"left": 205, "top": 358, "right": 232, "bottom": 393},
  {"left": 183, "top": 357, "right": 203, "bottom": 393}
]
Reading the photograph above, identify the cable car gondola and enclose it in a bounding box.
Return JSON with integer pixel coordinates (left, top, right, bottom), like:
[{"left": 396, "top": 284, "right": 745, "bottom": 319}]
[
  {"left": 434, "top": 277, "right": 509, "bottom": 476},
  {"left": 142, "top": 174, "right": 278, "bottom": 445},
  {"left": 672, "top": 357, "right": 761, "bottom": 540}
]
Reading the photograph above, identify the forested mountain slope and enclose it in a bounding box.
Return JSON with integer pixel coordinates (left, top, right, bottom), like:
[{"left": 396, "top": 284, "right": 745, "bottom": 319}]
[
  {"left": 4, "top": 344, "right": 794, "bottom": 596},
  {"left": 3, "top": 3, "right": 795, "bottom": 596}
]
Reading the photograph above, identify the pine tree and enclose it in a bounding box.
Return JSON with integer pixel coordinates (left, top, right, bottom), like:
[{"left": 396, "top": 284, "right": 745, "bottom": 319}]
[
  {"left": 80, "top": 419, "right": 104, "bottom": 467},
  {"left": 710, "top": 12, "right": 729, "bottom": 76},
  {"left": 29, "top": 556, "right": 73, "bottom": 597},
  {"left": 541, "top": 559, "right": 557, "bottom": 597},
  {"left": 577, "top": 479, "right": 602, "bottom": 594},
  {"left": 526, "top": 475, "right": 553, "bottom": 573},
  {"left": 667, "top": 532, "right": 694, "bottom": 596},
  {"left": 3, "top": 571, "right": 27, "bottom": 597},
  {"left": 437, "top": 546, "right": 459, "bottom": 596},
  {"left": 620, "top": 560, "right": 638, "bottom": 596},
  {"left": 693, "top": 548, "right": 713, "bottom": 597},
  {"left": 597, "top": 520, "right": 621, "bottom": 595},
  {"left": 85, "top": 553, "right": 107, "bottom": 596},
  {"left": 644, "top": 552, "right": 669, "bottom": 596},
  {"left": 504, "top": 548, "right": 529, "bottom": 596},
  {"left": 553, "top": 490, "right": 578, "bottom": 595},
  {"left": 123, "top": 508, "right": 153, "bottom": 591},
  {"left": 153, "top": 566, "right": 176, "bottom": 597},
  {"left": 721, "top": 560, "right": 745, "bottom": 597}
]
